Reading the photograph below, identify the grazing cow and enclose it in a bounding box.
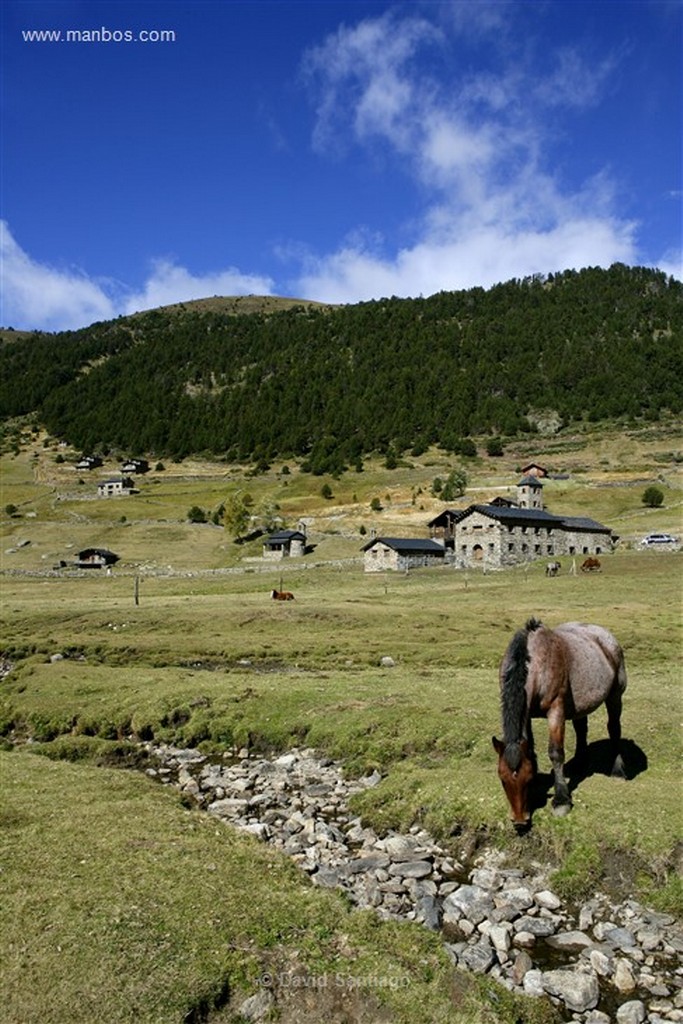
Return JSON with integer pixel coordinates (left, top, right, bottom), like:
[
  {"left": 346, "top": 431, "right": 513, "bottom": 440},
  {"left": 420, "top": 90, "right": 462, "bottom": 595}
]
[
  {"left": 271, "top": 589, "right": 294, "bottom": 601},
  {"left": 545, "top": 561, "right": 561, "bottom": 577},
  {"left": 581, "top": 557, "right": 601, "bottom": 572}
]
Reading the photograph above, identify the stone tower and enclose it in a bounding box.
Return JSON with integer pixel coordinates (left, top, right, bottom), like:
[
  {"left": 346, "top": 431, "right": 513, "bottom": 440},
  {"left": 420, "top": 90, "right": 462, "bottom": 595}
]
[{"left": 517, "top": 475, "right": 543, "bottom": 510}]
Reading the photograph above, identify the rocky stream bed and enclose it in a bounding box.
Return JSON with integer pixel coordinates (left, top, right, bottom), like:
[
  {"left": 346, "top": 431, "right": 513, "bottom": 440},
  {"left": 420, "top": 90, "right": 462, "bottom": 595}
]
[{"left": 144, "top": 743, "right": 683, "bottom": 1024}]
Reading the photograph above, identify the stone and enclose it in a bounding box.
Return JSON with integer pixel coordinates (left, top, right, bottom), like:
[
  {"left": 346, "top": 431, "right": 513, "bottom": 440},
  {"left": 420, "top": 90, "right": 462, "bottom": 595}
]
[
  {"left": 613, "top": 958, "right": 637, "bottom": 993},
  {"left": 545, "top": 930, "right": 594, "bottom": 951},
  {"left": 460, "top": 940, "right": 496, "bottom": 974},
  {"left": 312, "top": 866, "right": 344, "bottom": 888},
  {"left": 584, "top": 1012, "right": 611, "bottom": 1024},
  {"left": 615, "top": 1000, "right": 646, "bottom": 1024},
  {"left": 605, "top": 926, "right": 637, "bottom": 951},
  {"left": 207, "top": 797, "right": 249, "bottom": 816},
  {"left": 589, "top": 949, "right": 613, "bottom": 977},
  {"left": 443, "top": 885, "right": 494, "bottom": 926},
  {"left": 495, "top": 886, "right": 534, "bottom": 912},
  {"left": 636, "top": 928, "right": 662, "bottom": 951},
  {"left": 388, "top": 860, "right": 433, "bottom": 879},
  {"left": 513, "top": 915, "right": 558, "bottom": 938},
  {"left": 511, "top": 949, "right": 533, "bottom": 985},
  {"left": 534, "top": 889, "right": 562, "bottom": 910},
  {"left": 490, "top": 923, "right": 513, "bottom": 954},
  {"left": 523, "top": 969, "right": 545, "bottom": 997},
  {"left": 383, "top": 835, "right": 427, "bottom": 861},
  {"left": 379, "top": 655, "right": 395, "bottom": 667},
  {"left": 273, "top": 753, "right": 297, "bottom": 769},
  {"left": 235, "top": 823, "right": 271, "bottom": 841},
  {"left": 239, "top": 989, "right": 273, "bottom": 1021},
  {"left": 542, "top": 968, "right": 600, "bottom": 1012},
  {"left": 470, "top": 867, "right": 500, "bottom": 889},
  {"left": 416, "top": 895, "right": 441, "bottom": 931}
]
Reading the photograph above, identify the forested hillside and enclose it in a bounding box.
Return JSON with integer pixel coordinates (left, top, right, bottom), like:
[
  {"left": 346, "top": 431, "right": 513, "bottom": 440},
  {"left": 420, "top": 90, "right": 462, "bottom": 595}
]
[{"left": 2, "top": 264, "right": 681, "bottom": 469}]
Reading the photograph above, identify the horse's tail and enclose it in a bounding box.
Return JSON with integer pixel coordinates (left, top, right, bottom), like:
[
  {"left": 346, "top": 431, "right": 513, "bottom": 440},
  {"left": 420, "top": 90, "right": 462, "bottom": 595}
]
[{"left": 501, "top": 619, "right": 541, "bottom": 757}]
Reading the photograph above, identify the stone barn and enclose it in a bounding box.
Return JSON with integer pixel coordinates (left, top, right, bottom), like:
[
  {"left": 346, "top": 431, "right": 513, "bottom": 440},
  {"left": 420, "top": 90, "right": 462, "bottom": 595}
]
[{"left": 362, "top": 537, "right": 446, "bottom": 573}]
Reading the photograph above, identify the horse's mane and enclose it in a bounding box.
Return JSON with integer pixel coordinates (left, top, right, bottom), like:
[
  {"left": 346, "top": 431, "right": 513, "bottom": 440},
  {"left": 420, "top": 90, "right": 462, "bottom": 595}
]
[{"left": 501, "top": 619, "right": 543, "bottom": 766}]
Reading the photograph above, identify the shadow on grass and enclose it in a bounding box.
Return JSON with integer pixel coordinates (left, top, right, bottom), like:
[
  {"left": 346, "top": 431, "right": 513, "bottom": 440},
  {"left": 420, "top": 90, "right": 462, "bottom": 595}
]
[{"left": 529, "top": 738, "right": 648, "bottom": 817}]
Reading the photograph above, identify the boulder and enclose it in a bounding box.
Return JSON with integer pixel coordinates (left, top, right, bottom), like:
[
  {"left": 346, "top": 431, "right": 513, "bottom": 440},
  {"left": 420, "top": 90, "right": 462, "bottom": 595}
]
[{"left": 542, "top": 968, "right": 600, "bottom": 1012}]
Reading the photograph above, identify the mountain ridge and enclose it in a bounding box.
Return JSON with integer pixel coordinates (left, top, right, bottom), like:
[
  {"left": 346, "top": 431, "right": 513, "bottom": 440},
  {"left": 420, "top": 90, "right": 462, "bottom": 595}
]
[{"left": 2, "top": 264, "right": 681, "bottom": 468}]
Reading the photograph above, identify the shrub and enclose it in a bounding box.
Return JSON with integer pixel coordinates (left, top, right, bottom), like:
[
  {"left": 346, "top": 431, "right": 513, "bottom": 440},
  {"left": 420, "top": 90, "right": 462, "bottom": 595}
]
[
  {"left": 642, "top": 485, "right": 664, "bottom": 508},
  {"left": 187, "top": 505, "right": 208, "bottom": 523}
]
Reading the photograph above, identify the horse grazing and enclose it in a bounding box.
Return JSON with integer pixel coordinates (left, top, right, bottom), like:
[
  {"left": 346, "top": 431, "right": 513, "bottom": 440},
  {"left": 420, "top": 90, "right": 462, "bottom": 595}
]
[
  {"left": 545, "top": 560, "right": 561, "bottom": 577},
  {"left": 492, "top": 618, "right": 626, "bottom": 832},
  {"left": 271, "top": 588, "right": 294, "bottom": 601},
  {"left": 581, "top": 557, "right": 601, "bottom": 572}
]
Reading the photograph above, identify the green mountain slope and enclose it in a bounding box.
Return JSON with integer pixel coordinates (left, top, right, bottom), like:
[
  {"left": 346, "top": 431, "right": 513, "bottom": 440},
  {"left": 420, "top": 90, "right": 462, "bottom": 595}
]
[{"left": 2, "top": 264, "right": 681, "bottom": 465}]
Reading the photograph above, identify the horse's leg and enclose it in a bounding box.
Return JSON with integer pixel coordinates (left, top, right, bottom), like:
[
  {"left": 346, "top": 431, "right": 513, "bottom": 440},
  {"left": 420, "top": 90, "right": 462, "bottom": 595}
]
[
  {"left": 606, "top": 685, "right": 626, "bottom": 779},
  {"left": 547, "top": 707, "right": 572, "bottom": 815},
  {"left": 573, "top": 716, "right": 588, "bottom": 762}
]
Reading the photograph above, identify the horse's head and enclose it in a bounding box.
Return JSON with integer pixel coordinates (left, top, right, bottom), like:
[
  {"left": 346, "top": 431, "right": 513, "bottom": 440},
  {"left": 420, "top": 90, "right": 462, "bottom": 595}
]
[{"left": 492, "top": 736, "right": 535, "bottom": 833}]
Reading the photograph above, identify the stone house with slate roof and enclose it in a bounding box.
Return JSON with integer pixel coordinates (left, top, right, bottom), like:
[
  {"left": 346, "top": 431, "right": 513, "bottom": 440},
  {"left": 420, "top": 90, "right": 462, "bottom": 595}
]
[
  {"left": 429, "top": 475, "right": 616, "bottom": 569},
  {"left": 452, "top": 505, "right": 614, "bottom": 568},
  {"left": 362, "top": 537, "right": 446, "bottom": 573},
  {"left": 263, "top": 529, "right": 306, "bottom": 559}
]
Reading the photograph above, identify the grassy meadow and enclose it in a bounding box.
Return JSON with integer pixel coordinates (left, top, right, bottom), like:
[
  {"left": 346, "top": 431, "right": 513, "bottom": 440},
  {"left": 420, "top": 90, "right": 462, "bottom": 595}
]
[{"left": 1, "top": 423, "right": 682, "bottom": 1023}]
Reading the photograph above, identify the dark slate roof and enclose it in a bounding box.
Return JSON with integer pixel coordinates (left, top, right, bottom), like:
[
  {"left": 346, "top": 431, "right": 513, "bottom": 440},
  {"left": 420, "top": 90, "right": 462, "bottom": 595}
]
[
  {"left": 77, "top": 548, "right": 120, "bottom": 561},
  {"left": 459, "top": 504, "right": 612, "bottom": 534},
  {"left": 265, "top": 530, "right": 306, "bottom": 545},
  {"left": 427, "top": 508, "right": 470, "bottom": 528},
  {"left": 518, "top": 475, "right": 543, "bottom": 487},
  {"left": 362, "top": 537, "right": 445, "bottom": 554},
  {"left": 559, "top": 515, "right": 613, "bottom": 533}
]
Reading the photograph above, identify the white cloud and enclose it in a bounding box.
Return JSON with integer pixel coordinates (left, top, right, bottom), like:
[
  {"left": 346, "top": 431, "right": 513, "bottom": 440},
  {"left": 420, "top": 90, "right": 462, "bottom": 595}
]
[
  {"left": 296, "top": 9, "right": 646, "bottom": 301},
  {"left": 0, "top": 222, "right": 275, "bottom": 331},
  {"left": 0, "top": 221, "right": 115, "bottom": 331},
  {"left": 296, "top": 216, "right": 639, "bottom": 305},
  {"left": 122, "top": 259, "right": 274, "bottom": 316}
]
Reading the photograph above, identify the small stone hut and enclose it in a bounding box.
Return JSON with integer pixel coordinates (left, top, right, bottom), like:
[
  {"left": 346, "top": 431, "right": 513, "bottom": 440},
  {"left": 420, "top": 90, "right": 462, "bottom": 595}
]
[
  {"left": 362, "top": 537, "right": 446, "bottom": 573},
  {"left": 263, "top": 529, "right": 306, "bottom": 559}
]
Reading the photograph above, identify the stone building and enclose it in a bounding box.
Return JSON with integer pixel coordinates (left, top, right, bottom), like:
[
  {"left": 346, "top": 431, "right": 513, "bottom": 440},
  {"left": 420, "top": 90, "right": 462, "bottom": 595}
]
[
  {"left": 452, "top": 505, "right": 614, "bottom": 568},
  {"left": 429, "top": 475, "right": 616, "bottom": 569},
  {"left": 263, "top": 529, "right": 306, "bottom": 559},
  {"left": 362, "top": 537, "right": 446, "bottom": 573},
  {"left": 97, "top": 477, "right": 135, "bottom": 498}
]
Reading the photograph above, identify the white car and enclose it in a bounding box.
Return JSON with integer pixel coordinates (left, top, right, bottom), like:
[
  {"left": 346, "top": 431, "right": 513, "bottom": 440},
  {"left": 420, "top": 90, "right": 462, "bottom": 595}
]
[{"left": 641, "top": 533, "right": 678, "bottom": 546}]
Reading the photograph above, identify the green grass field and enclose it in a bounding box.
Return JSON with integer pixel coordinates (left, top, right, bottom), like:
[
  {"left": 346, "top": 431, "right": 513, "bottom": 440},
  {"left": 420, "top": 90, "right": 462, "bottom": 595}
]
[{"left": 1, "top": 426, "right": 681, "bottom": 1022}]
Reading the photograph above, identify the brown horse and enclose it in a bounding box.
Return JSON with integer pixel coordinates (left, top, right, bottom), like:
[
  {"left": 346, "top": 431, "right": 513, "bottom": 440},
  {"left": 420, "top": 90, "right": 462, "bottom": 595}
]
[
  {"left": 271, "top": 589, "right": 294, "bottom": 601},
  {"left": 492, "top": 618, "right": 626, "bottom": 832},
  {"left": 581, "top": 557, "right": 601, "bottom": 572}
]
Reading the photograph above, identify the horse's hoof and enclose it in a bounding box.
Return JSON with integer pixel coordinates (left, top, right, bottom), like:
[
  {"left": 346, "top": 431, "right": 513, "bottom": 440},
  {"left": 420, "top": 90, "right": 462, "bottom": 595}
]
[{"left": 552, "top": 801, "right": 572, "bottom": 817}]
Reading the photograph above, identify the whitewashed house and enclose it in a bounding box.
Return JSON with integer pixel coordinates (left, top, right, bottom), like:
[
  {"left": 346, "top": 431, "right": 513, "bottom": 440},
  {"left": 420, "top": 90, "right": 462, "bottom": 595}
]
[{"left": 97, "top": 477, "right": 136, "bottom": 498}]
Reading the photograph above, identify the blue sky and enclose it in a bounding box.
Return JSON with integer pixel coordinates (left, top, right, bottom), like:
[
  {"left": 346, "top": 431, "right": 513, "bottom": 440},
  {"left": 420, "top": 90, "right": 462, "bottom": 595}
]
[{"left": 1, "top": 0, "right": 681, "bottom": 331}]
